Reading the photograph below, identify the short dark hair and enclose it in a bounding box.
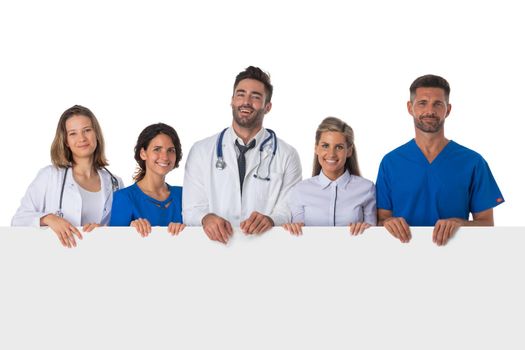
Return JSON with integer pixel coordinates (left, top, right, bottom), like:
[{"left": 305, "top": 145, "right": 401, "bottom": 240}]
[
  {"left": 410, "top": 74, "right": 450, "bottom": 103},
  {"left": 233, "top": 66, "right": 273, "bottom": 103},
  {"left": 133, "top": 123, "right": 182, "bottom": 182}
]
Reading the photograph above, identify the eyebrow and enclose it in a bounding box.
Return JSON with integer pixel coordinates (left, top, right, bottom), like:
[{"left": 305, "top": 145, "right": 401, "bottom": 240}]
[
  {"left": 67, "top": 125, "right": 92, "bottom": 132},
  {"left": 235, "top": 89, "right": 263, "bottom": 97}
]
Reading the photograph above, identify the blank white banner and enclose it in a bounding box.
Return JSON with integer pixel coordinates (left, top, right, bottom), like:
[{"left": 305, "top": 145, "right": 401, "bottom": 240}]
[{"left": 0, "top": 226, "right": 523, "bottom": 350}]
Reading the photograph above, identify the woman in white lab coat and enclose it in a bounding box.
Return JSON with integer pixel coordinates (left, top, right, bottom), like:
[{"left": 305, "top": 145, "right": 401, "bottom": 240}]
[{"left": 12, "top": 105, "right": 123, "bottom": 248}]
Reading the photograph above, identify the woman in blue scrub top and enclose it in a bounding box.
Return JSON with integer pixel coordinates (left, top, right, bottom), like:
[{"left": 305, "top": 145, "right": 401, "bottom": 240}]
[
  {"left": 110, "top": 123, "right": 185, "bottom": 236},
  {"left": 283, "top": 117, "right": 376, "bottom": 235}
]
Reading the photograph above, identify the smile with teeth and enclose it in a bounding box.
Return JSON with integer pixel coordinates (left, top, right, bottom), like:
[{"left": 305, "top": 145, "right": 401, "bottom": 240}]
[
  {"left": 156, "top": 162, "right": 171, "bottom": 167},
  {"left": 239, "top": 107, "right": 254, "bottom": 114}
]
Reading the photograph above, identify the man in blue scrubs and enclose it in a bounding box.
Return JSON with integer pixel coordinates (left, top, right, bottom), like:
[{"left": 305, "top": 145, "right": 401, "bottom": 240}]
[{"left": 376, "top": 75, "right": 504, "bottom": 246}]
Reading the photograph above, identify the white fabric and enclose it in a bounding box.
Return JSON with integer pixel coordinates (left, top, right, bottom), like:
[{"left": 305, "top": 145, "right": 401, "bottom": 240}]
[
  {"left": 78, "top": 186, "right": 104, "bottom": 225},
  {"left": 183, "top": 127, "right": 302, "bottom": 226},
  {"left": 11, "top": 165, "right": 124, "bottom": 227},
  {"left": 289, "top": 170, "right": 377, "bottom": 226}
]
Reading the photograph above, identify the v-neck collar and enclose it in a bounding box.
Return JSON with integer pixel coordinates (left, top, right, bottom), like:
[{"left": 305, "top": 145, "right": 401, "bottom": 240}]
[{"left": 410, "top": 139, "right": 455, "bottom": 165}]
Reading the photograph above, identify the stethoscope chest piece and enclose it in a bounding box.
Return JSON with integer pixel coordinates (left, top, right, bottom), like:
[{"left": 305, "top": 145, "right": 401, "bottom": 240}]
[{"left": 216, "top": 158, "right": 226, "bottom": 170}]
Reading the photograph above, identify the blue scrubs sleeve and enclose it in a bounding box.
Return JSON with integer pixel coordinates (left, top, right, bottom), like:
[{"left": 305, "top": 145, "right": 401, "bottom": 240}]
[
  {"left": 109, "top": 189, "right": 134, "bottom": 226},
  {"left": 375, "top": 160, "right": 392, "bottom": 211},
  {"left": 470, "top": 157, "right": 504, "bottom": 213}
]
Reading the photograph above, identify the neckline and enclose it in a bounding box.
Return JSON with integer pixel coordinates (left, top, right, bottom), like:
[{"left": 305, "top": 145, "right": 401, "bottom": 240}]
[{"left": 134, "top": 182, "right": 173, "bottom": 204}]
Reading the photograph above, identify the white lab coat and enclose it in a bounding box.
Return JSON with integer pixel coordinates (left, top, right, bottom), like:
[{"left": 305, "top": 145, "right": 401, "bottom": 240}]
[
  {"left": 11, "top": 165, "right": 124, "bottom": 227},
  {"left": 182, "top": 127, "right": 302, "bottom": 226}
]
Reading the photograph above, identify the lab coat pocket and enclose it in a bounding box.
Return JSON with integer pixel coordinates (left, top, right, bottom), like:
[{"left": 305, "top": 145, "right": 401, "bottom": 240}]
[{"left": 255, "top": 171, "right": 284, "bottom": 211}]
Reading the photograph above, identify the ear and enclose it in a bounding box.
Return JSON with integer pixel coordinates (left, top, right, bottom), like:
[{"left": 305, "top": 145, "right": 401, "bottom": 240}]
[
  {"left": 264, "top": 101, "right": 272, "bottom": 114},
  {"left": 445, "top": 103, "right": 452, "bottom": 118},
  {"left": 407, "top": 100, "right": 414, "bottom": 116},
  {"left": 347, "top": 145, "right": 353, "bottom": 158},
  {"left": 140, "top": 148, "right": 147, "bottom": 161}
]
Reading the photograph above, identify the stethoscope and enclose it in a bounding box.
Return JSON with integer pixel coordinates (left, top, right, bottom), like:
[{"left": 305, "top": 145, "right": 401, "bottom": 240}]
[
  {"left": 56, "top": 166, "right": 120, "bottom": 218},
  {"left": 215, "top": 127, "right": 278, "bottom": 181}
]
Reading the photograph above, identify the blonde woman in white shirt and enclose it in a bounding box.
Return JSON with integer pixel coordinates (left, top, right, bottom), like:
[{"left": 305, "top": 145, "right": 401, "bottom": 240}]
[
  {"left": 12, "top": 105, "right": 123, "bottom": 248},
  {"left": 283, "top": 117, "right": 376, "bottom": 235}
]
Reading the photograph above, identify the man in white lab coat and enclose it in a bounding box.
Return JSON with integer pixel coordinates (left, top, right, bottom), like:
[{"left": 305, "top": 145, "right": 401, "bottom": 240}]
[{"left": 183, "top": 66, "right": 302, "bottom": 243}]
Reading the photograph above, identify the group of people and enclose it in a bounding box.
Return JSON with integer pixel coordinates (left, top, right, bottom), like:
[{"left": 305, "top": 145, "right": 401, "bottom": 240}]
[{"left": 11, "top": 67, "right": 505, "bottom": 248}]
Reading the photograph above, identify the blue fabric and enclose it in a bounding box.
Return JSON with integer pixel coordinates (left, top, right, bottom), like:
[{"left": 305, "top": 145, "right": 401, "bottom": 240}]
[
  {"left": 376, "top": 139, "right": 504, "bottom": 226},
  {"left": 109, "top": 183, "right": 183, "bottom": 226}
]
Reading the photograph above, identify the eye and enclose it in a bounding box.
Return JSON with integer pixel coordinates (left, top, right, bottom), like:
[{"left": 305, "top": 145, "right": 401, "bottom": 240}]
[
  {"left": 153, "top": 146, "right": 162, "bottom": 152},
  {"left": 68, "top": 132, "right": 76, "bottom": 137},
  {"left": 168, "top": 148, "right": 176, "bottom": 153},
  {"left": 321, "top": 143, "right": 329, "bottom": 149},
  {"left": 336, "top": 145, "right": 345, "bottom": 150},
  {"left": 252, "top": 95, "right": 261, "bottom": 100}
]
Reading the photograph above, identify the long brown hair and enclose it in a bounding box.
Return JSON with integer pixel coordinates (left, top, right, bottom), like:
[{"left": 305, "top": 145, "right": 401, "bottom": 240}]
[
  {"left": 50, "top": 105, "right": 108, "bottom": 168},
  {"left": 312, "top": 117, "right": 361, "bottom": 177}
]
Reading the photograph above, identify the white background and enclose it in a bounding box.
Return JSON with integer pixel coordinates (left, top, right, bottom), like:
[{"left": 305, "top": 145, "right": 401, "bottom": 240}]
[{"left": 0, "top": 0, "right": 523, "bottom": 225}]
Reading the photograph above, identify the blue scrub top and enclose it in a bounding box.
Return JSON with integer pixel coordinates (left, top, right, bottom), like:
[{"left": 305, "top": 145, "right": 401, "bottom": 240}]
[
  {"left": 376, "top": 139, "right": 504, "bottom": 226},
  {"left": 109, "top": 183, "right": 182, "bottom": 226}
]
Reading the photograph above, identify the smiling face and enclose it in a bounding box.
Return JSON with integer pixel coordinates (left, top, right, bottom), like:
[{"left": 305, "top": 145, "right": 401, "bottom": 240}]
[
  {"left": 315, "top": 131, "right": 352, "bottom": 181},
  {"left": 408, "top": 87, "right": 451, "bottom": 134},
  {"left": 231, "top": 78, "right": 272, "bottom": 131},
  {"left": 140, "top": 133, "right": 176, "bottom": 179},
  {"left": 65, "top": 114, "right": 97, "bottom": 162}
]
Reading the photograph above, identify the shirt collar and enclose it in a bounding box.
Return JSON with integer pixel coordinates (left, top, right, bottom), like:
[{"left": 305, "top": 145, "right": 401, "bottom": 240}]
[
  {"left": 317, "top": 170, "right": 352, "bottom": 189},
  {"left": 230, "top": 127, "right": 266, "bottom": 148}
]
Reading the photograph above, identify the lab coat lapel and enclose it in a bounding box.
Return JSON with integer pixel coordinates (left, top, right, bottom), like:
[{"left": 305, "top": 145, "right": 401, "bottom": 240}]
[{"left": 245, "top": 129, "right": 272, "bottom": 177}]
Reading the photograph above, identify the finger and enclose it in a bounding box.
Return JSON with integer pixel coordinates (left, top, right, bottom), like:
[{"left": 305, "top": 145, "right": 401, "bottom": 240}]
[
  {"left": 64, "top": 229, "right": 76, "bottom": 248},
  {"left": 282, "top": 224, "right": 291, "bottom": 232},
  {"left": 349, "top": 223, "right": 357, "bottom": 235},
  {"left": 441, "top": 222, "right": 456, "bottom": 246},
  {"left": 55, "top": 231, "right": 68, "bottom": 248},
  {"left": 252, "top": 215, "right": 270, "bottom": 234},
  {"left": 144, "top": 220, "right": 152, "bottom": 236},
  {"left": 384, "top": 221, "right": 402, "bottom": 241},
  {"left": 70, "top": 226, "right": 83, "bottom": 240},
  {"left": 218, "top": 222, "right": 231, "bottom": 243},
  {"left": 392, "top": 219, "right": 410, "bottom": 242},
  {"left": 433, "top": 222, "right": 444, "bottom": 246},
  {"left": 359, "top": 223, "right": 371, "bottom": 234},
  {"left": 176, "top": 224, "right": 186, "bottom": 235},
  {"left": 293, "top": 223, "right": 303, "bottom": 236},
  {"left": 400, "top": 219, "right": 411, "bottom": 241},
  {"left": 132, "top": 220, "right": 145, "bottom": 237},
  {"left": 241, "top": 213, "right": 257, "bottom": 233}
]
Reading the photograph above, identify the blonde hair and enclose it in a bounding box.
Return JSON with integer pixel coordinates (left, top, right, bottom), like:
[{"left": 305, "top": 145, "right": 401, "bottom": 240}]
[
  {"left": 312, "top": 117, "right": 361, "bottom": 177},
  {"left": 50, "top": 105, "right": 108, "bottom": 168}
]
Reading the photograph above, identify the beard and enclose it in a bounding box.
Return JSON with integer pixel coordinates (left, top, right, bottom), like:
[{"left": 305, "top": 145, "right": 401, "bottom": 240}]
[
  {"left": 414, "top": 114, "right": 444, "bottom": 133},
  {"left": 232, "top": 105, "right": 265, "bottom": 130}
]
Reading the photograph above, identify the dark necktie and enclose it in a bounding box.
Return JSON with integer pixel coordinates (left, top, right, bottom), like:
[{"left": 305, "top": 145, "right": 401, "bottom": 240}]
[{"left": 236, "top": 139, "right": 256, "bottom": 195}]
